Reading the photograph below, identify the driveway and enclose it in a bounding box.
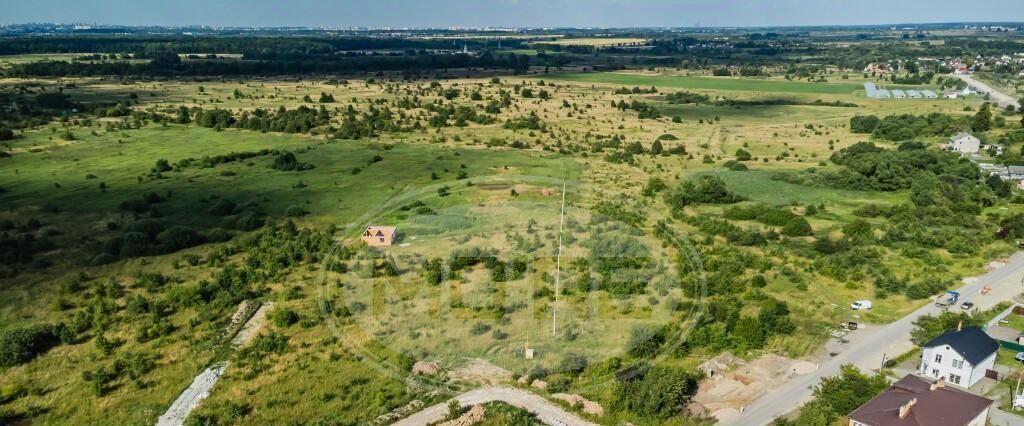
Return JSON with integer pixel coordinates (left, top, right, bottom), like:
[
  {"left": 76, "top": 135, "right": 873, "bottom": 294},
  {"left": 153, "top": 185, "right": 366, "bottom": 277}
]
[
  {"left": 725, "top": 252, "right": 1024, "bottom": 425},
  {"left": 392, "top": 386, "right": 597, "bottom": 426}
]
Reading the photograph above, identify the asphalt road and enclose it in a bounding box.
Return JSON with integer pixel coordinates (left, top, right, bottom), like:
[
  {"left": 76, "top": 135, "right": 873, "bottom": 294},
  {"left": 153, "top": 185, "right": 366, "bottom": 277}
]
[
  {"left": 955, "top": 73, "right": 1022, "bottom": 111},
  {"left": 725, "top": 252, "right": 1024, "bottom": 425},
  {"left": 392, "top": 387, "right": 597, "bottom": 426},
  {"left": 991, "top": 407, "right": 1024, "bottom": 426}
]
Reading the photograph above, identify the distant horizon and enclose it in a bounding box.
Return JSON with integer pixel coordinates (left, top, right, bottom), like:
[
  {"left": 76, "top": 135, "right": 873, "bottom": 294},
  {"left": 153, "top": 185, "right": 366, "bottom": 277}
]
[
  {"left": 3, "top": 20, "right": 1024, "bottom": 31},
  {"left": 3, "top": 0, "right": 1024, "bottom": 29}
]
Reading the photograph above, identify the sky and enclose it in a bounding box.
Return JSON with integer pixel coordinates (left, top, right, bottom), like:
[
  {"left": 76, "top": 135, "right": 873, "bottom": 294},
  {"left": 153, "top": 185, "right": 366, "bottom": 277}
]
[{"left": 3, "top": 0, "right": 1024, "bottom": 28}]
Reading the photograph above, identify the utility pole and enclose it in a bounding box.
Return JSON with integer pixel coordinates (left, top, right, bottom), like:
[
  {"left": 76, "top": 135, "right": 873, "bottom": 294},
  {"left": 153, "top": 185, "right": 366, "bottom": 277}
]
[{"left": 552, "top": 181, "right": 566, "bottom": 337}]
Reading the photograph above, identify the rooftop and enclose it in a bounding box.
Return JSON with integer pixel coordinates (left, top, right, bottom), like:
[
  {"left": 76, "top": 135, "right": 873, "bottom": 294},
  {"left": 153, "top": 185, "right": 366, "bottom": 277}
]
[
  {"left": 849, "top": 375, "right": 992, "bottom": 426},
  {"left": 922, "top": 326, "right": 998, "bottom": 365}
]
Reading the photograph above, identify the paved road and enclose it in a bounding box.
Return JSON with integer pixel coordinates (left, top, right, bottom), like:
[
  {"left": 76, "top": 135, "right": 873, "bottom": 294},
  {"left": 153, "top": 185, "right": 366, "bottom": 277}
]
[
  {"left": 992, "top": 407, "right": 1024, "bottom": 426},
  {"left": 955, "top": 73, "right": 1021, "bottom": 111},
  {"left": 392, "top": 387, "right": 597, "bottom": 426},
  {"left": 725, "top": 252, "right": 1024, "bottom": 425}
]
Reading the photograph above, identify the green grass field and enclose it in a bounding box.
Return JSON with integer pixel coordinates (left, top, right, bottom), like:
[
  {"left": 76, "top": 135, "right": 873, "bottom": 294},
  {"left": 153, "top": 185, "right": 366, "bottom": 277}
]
[
  {"left": 0, "top": 66, "right": 1020, "bottom": 425},
  {"left": 546, "top": 72, "right": 868, "bottom": 94}
]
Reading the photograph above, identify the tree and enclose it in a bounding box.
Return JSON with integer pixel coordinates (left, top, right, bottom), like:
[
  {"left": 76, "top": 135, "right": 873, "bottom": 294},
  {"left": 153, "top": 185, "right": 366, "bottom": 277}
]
[
  {"left": 611, "top": 366, "right": 698, "bottom": 419},
  {"left": 665, "top": 176, "right": 743, "bottom": 210},
  {"left": 735, "top": 148, "right": 752, "bottom": 161},
  {"left": 650, "top": 139, "right": 664, "bottom": 156},
  {"left": 849, "top": 115, "right": 881, "bottom": 133},
  {"left": 176, "top": 106, "right": 191, "bottom": 124},
  {"left": 0, "top": 324, "right": 65, "bottom": 367},
  {"left": 625, "top": 325, "right": 664, "bottom": 358},
  {"left": 153, "top": 159, "right": 172, "bottom": 172},
  {"left": 786, "top": 365, "right": 888, "bottom": 425},
  {"left": 842, "top": 219, "right": 874, "bottom": 244},
  {"left": 986, "top": 174, "right": 1011, "bottom": 198},
  {"left": 911, "top": 311, "right": 979, "bottom": 345},
  {"left": 781, "top": 216, "right": 813, "bottom": 237},
  {"left": 972, "top": 102, "right": 992, "bottom": 133}
]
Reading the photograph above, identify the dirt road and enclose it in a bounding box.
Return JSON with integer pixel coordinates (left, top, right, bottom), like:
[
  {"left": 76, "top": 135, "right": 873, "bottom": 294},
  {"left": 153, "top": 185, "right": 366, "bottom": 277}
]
[
  {"left": 726, "top": 251, "right": 1024, "bottom": 425},
  {"left": 955, "top": 73, "right": 1021, "bottom": 111},
  {"left": 156, "top": 363, "right": 227, "bottom": 426},
  {"left": 392, "top": 387, "right": 597, "bottom": 426}
]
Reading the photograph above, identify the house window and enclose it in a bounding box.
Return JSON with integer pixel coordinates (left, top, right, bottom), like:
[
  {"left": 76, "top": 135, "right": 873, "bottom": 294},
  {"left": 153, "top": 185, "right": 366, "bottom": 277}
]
[
  {"left": 950, "top": 374, "right": 962, "bottom": 385},
  {"left": 952, "top": 359, "right": 964, "bottom": 369},
  {"left": 932, "top": 368, "right": 940, "bottom": 377},
  {"left": 934, "top": 354, "right": 942, "bottom": 363}
]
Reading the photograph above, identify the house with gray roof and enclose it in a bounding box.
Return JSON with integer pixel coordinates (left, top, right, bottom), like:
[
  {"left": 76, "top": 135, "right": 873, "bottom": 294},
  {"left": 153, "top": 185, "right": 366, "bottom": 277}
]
[{"left": 917, "top": 326, "right": 998, "bottom": 388}]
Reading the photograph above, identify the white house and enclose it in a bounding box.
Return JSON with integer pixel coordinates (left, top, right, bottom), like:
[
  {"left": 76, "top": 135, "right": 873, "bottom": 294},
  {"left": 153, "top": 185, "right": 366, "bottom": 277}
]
[
  {"left": 918, "top": 326, "right": 998, "bottom": 388},
  {"left": 948, "top": 132, "right": 981, "bottom": 155}
]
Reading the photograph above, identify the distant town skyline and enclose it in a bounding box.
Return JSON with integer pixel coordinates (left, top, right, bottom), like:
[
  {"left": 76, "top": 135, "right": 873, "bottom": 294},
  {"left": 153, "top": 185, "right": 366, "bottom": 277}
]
[{"left": 3, "top": 0, "right": 1024, "bottom": 29}]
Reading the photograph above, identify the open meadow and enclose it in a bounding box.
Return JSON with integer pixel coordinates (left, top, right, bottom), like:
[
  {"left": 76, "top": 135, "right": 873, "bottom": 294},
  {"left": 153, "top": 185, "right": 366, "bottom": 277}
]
[{"left": 2, "top": 41, "right": 1024, "bottom": 424}]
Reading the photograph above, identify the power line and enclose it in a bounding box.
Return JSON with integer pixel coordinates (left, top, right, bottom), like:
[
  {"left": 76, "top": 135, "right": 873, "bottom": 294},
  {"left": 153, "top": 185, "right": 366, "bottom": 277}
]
[{"left": 552, "top": 180, "right": 566, "bottom": 337}]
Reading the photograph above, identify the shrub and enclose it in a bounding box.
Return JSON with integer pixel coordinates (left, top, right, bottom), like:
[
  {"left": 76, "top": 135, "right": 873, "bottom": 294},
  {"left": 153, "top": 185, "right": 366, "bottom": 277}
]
[
  {"left": 0, "top": 324, "right": 65, "bottom": 367},
  {"left": 469, "top": 322, "right": 491, "bottom": 335},
  {"left": 206, "top": 199, "right": 238, "bottom": 216},
  {"left": 284, "top": 205, "right": 309, "bottom": 217},
  {"left": 268, "top": 307, "right": 300, "bottom": 328},
  {"left": 735, "top": 148, "right": 752, "bottom": 161},
  {"left": 271, "top": 151, "right": 314, "bottom": 171},
  {"left": 157, "top": 226, "right": 205, "bottom": 251},
  {"left": 625, "top": 326, "right": 665, "bottom": 358},
  {"left": 781, "top": 217, "right": 813, "bottom": 237}
]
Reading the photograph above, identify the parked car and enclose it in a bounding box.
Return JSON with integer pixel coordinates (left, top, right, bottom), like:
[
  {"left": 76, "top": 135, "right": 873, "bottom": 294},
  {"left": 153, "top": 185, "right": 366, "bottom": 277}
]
[
  {"left": 960, "top": 301, "right": 975, "bottom": 310},
  {"left": 1016, "top": 352, "right": 1024, "bottom": 362},
  {"left": 851, "top": 300, "right": 873, "bottom": 310}
]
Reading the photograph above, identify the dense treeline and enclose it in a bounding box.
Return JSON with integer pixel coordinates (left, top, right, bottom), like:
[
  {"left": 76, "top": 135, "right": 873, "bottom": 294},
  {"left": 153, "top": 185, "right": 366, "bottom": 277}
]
[
  {"left": 770, "top": 141, "right": 1010, "bottom": 299},
  {"left": 4, "top": 51, "right": 533, "bottom": 77},
  {"left": 780, "top": 141, "right": 981, "bottom": 191},
  {"left": 850, "top": 113, "right": 966, "bottom": 141},
  {"left": 0, "top": 36, "right": 518, "bottom": 57}
]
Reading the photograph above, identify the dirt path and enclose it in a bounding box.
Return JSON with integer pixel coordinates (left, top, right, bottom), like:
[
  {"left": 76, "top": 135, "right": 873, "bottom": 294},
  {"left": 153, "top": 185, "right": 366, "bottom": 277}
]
[
  {"left": 156, "top": 363, "right": 227, "bottom": 426},
  {"left": 231, "top": 302, "right": 272, "bottom": 347},
  {"left": 392, "top": 387, "right": 597, "bottom": 426},
  {"left": 956, "top": 73, "right": 1021, "bottom": 111},
  {"left": 156, "top": 301, "right": 272, "bottom": 426}
]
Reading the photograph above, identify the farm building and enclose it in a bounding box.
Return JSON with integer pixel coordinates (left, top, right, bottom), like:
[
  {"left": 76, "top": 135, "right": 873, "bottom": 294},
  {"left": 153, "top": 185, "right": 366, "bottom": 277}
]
[
  {"left": 948, "top": 132, "right": 981, "bottom": 155},
  {"left": 863, "top": 63, "right": 893, "bottom": 75},
  {"left": 361, "top": 226, "right": 397, "bottom": 246},
  {"left": 891, "top": 89, "right": 907, "bottom": 99},
  {"left": 982, "top": 164, "right": 1024, "bottom": 180},
  {"left": 922, "top": 90, "right": 938, "bottom": 98},
  {"left": 906, "top": 90, "right": 922, "bottom": 98},
  {"left": 864, "top": 82, "right": 892, "bottom": 99}
]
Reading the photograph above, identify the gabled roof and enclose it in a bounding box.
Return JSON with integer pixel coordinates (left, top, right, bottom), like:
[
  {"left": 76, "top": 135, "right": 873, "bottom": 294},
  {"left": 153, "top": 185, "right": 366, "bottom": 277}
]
[
  {"left": 922, "top": 326, "right": 998, "bottom": 365},
  {"left": 363, "top": 225, "right": 397, "bottom": 238},
  {"left": 849, "top": 375, "right": 992, "bottom": 426},
  {"left": 949, "top": 132, "right": 979, "bottom": 143}
]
